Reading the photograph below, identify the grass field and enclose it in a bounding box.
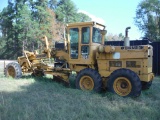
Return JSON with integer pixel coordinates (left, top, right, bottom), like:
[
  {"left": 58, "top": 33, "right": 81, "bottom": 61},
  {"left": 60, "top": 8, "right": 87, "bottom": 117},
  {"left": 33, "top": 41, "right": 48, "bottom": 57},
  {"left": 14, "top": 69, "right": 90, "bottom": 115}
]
[{"left": 0, "top": 74, "right": 160, "bottom": 120}]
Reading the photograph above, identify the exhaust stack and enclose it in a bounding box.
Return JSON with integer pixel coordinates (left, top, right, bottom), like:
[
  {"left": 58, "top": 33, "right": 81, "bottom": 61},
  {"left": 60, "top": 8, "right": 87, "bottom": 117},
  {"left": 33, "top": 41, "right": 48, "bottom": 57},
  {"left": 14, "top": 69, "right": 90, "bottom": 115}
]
[{"left": 124, "top": 27, "right": 131, "bottom": 46}]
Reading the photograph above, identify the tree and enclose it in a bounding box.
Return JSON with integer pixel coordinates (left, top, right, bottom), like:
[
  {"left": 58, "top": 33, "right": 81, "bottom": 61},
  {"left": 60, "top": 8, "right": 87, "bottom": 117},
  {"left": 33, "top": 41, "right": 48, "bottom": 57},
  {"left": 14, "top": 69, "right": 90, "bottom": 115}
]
[
  {"left": 48, "top": 0, "right": 58, "bottom": 10},
  {"left": 55, "top": 0, "right": 91, "bottom": 23},
  {"left": 0, "top": 1, "right": 15, "bottom": 59},
  {"left": 0, "top": 0, "right": 91, "bottom": 59},
  {"left": 0, "top": 0, "right": 55, "bottom": 59},
  {"left": 135, "top": 0, "right": 160, "bottom": 41},
  {"left": 32, "top": 0, "right": 52, "bottom": 37},
  {"left": 13, "top": 0, "right": 34, "bottom": 55},
  {"left": 118, "top": 33, "right": 125, "bottom": 40},
  {"left": 75, "top": 12, "right": 91, "bottom": 22},
  {"left": 55, "top": 0, "right": 78, "bottom": 23},
  {"left": 105, "top": 33, "right": 124, "bottom": 41}
]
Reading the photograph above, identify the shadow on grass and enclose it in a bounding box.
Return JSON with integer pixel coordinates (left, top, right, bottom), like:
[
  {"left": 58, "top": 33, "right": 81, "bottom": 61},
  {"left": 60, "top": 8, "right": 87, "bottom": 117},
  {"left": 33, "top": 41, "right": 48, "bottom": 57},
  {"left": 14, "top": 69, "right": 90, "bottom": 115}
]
[
  {"left": 21, "top": 74, "right": 53, "bottom": 82},
  {"left": 21, "top": 74, "right": 70, "bottom": 88}
]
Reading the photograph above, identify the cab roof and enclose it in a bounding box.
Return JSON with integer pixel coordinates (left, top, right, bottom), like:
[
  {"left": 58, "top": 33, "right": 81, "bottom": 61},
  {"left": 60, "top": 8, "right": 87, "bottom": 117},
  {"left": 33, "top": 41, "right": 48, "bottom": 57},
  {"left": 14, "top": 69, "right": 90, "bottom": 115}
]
[{"left": 67, "top": 21, "right": 106, "bottom": 30}]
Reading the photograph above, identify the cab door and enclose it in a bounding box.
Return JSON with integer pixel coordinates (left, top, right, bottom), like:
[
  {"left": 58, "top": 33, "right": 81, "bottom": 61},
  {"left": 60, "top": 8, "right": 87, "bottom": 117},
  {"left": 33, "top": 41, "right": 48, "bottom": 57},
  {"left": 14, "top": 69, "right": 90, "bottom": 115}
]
[
  {"left": 69, "top": 28, "right": 79, "bottom": 60},
  {"left": 69, "top": 26, "right": 91, "bottom": 64},
  {"left": 80, "top": 27, "right": 90, "bottom": 61}
]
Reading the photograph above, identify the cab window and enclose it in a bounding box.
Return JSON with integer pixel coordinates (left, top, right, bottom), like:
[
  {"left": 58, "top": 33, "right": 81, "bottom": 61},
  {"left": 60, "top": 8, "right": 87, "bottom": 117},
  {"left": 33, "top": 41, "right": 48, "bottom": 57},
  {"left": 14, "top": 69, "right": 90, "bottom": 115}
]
[
  {"left": 92, "top": 27, "right": 102, "bottom": 43},
  {"left": 81, "top": 45, "right": 89, "bottom": 59},
  {"left": 82, "top": 27, "right": 90, "bottom": 44},
  {"left": 70, "top": 28, "right": 79, "bottom": 59}
]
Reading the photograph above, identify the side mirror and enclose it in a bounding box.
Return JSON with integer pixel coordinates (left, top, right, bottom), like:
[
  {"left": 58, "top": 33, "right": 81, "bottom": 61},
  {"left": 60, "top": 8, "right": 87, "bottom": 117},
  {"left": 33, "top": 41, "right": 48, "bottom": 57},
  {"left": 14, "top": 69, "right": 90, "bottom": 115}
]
[{"left": 101, "top": 30, "right": 107, "bottom": 35}]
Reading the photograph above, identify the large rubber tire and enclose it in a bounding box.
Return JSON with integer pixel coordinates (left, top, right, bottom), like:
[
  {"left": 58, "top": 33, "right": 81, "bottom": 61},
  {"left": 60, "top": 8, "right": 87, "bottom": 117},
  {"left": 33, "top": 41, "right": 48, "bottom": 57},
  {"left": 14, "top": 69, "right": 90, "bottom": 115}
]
[
  {"left": 5, "top": 62, "right": 22, "bottom": 79},
  {"left": 75, "top": 68, "right": 102, "bottom": 92},
  {"left": 107, "top": 68, "right": 142, "bottom": 97},
  {"left": 141, "top": 81, "right": 152, "bottom": 90}
]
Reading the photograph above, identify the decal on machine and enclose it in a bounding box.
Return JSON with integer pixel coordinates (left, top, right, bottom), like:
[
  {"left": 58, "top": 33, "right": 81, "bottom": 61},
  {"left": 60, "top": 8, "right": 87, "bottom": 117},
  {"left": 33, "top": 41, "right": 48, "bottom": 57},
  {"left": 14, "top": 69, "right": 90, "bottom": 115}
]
[
  {"left": 121, "top": 46, "right": 144, "bottom": 50},
  {"left": 113, "top": 52, "right": 120, "bottom": 59}
]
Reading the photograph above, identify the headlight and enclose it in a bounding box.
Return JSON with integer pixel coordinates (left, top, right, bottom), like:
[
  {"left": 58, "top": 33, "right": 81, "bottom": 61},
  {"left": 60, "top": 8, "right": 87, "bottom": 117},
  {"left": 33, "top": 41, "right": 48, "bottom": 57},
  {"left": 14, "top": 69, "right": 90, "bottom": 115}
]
[{"left": 98, "top": 45, "right": 104, "bottom": 53}]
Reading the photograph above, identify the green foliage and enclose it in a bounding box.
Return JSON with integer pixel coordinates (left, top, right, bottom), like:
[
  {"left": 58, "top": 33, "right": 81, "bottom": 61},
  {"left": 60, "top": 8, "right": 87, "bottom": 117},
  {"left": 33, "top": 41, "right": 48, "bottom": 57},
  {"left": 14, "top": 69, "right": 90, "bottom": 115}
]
[
  {"left": 55, "top": 0, "right": 91, "bottom": 23},
  {"left": 48, "top": 0, "right": 58, "bottom": 10},
  {"left": 75, "top": 12, "right": 92, "bottom": 22},
  {"left": 135, "top": 0, "right": 160, "bottom": 41},
  {"left": 0, "top": 75, "right": 160, "bottom": 120},
  {"left": 32, "top": 0, "right": 53, "bottom": 39},
  {"left": 0, "top": 0, "right": 91, "bottom": 59},
  {"left": 55, "top": 0, "right": 78, "bottom": 23}
]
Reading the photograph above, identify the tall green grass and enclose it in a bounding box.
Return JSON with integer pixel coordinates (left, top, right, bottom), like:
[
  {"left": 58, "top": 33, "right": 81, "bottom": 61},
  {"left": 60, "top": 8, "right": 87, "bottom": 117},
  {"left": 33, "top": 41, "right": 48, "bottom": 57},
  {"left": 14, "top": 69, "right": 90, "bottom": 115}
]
[{"left": 0, "top": 74, "right": 160, "bottom": 120}]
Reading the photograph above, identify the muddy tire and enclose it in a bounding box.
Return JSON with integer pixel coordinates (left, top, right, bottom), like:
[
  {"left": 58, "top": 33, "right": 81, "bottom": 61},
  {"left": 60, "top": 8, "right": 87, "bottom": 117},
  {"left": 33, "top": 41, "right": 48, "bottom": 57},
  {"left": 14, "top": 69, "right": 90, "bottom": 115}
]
[
  {"left": 107, "top": 68, "right": 142, "bottom": 97},
  {"left": 75, "top": 68, "right": 102, "bottom": 92},
  {"left": 5, "top": 62, "right": 22, "bottom": 78}
]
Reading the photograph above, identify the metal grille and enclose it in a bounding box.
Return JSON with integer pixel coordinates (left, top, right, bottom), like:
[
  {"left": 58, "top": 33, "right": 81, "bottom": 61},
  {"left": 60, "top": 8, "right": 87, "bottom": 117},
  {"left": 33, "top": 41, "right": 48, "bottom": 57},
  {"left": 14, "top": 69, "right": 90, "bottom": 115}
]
[
  {"left": 126, "top": 61, "right": 141, "bottom": 68},
  {"left": 109, "top": 61, "right": 122, "bottom": 67}
]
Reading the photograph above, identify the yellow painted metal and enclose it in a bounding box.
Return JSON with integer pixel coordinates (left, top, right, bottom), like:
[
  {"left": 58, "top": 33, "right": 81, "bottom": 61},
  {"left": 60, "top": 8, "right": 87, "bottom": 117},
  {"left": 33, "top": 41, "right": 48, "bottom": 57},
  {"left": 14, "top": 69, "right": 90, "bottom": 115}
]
[
  {"left": 104, "top": 46, "right": 115, "bottom": 53},
  {"left": 44, "top": 69, "right": 70, "bottom": 82},
  {"left": 139, "top": 73, "right": 154, "bottom": 82},
  {"left": 67, "top": 25, "right": 104, "bottom": 66},
  {"left": 16, "top": 21, "right": 154, "bottom": 90},
  {"left": 97, "top": 45, "right": 153, "bottom": 82},
  {"left": 79, "top": 76, "right": 94, "bottom": 90},
  {"left": 113, "top": 77, "right": 132, "bottom": 96},
  {"left": 67, "top": 21, "right": 105, "bottom": 30}
]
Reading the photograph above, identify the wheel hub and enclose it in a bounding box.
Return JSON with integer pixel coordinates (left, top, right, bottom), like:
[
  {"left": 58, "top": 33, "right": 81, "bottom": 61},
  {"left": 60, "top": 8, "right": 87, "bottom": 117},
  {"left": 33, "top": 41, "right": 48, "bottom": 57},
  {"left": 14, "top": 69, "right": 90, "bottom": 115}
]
[
  {"left": 113, "top": 77, "right": 132, "bottom": 96},
  {"left": 7, "top": 66, "right": 16, "bottom": 78},
  {"left": 121, "top": 82, "right": 128, "bottom": 89},
  {"left": 80, "top": 76, "right": 94, "bottom": 91}
]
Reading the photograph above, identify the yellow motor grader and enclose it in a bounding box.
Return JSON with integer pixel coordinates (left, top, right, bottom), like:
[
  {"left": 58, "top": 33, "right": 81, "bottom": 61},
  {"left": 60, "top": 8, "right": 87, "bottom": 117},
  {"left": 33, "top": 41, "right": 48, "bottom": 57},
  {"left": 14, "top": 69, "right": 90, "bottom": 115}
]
[{"left": 5, "top": 21, "right": 154, "bottom": 97}]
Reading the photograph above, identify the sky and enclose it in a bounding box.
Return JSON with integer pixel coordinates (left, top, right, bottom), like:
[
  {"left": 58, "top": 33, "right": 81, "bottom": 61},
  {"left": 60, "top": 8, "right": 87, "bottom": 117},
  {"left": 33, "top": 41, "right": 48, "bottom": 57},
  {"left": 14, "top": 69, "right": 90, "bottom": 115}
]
[
  {"left": 0, "top": 0, "right": 143, "bottom": 40},
  {"left": 72, "top": 0, "right": 143, "bottom": 40},
  {"left": 0, "top": 1, "right": 7, "bottom": 10}
]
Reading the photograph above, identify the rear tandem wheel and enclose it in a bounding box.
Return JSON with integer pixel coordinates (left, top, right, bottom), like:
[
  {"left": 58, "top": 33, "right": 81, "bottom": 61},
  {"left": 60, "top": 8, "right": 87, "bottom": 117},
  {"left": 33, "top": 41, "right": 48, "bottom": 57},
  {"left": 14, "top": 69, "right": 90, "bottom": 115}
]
[{"left": 107, "top": 68, "right": 142, "bottom": 97}]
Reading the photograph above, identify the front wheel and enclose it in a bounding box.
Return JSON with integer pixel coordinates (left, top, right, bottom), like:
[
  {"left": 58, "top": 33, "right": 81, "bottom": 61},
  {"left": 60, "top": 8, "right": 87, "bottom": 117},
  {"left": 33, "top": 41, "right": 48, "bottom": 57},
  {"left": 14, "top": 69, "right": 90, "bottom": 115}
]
[
  {"left": 75, "top": 68, "right": 102, "bottom": 92},
  {"left": 5, "top": 62, "right": 22, "bottom": 78},
  {"left": 107, "top": 68, "right": 142, "bottom": 97}
]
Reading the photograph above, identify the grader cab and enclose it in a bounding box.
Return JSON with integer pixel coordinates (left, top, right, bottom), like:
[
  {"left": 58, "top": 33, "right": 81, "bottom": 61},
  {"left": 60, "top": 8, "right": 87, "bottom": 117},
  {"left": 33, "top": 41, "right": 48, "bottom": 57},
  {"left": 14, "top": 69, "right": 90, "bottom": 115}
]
[{"left": 5, "top": 21, "right": 154, "bottom": 97}]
